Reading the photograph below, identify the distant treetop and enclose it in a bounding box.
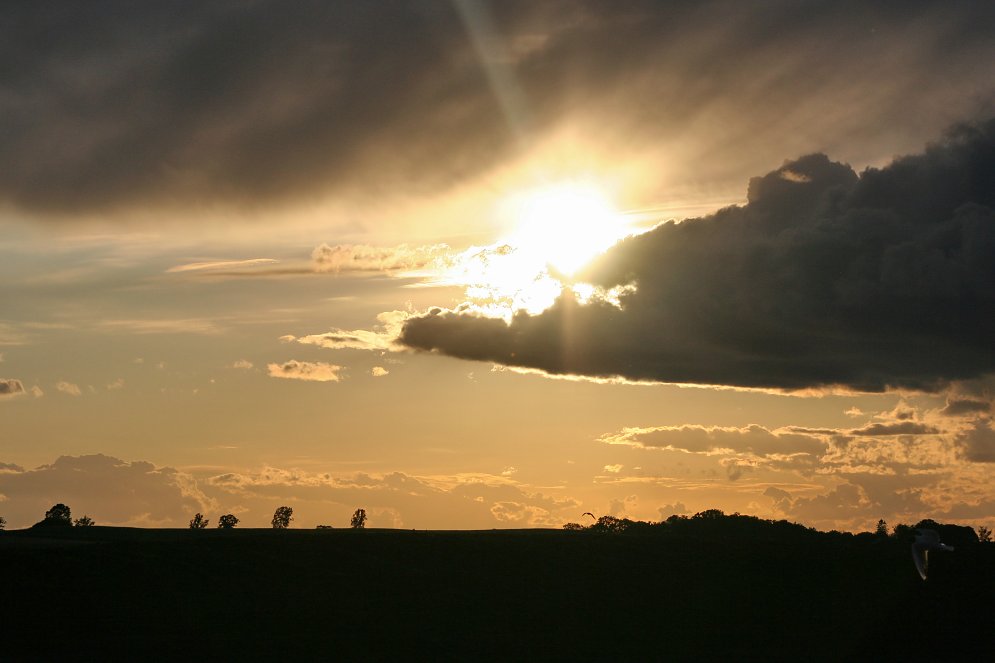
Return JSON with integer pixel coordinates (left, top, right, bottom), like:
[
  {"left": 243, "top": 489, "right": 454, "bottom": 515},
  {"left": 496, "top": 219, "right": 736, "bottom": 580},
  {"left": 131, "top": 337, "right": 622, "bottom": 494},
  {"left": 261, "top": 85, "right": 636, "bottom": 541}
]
[
  {"left": 45, "top": 503, "right": 72, "bottom": 523},
  {"left": 271, "top": 506, "right": 294, "bottom": 529},
  {"left": 31, "top": 503, "right": 74, "bottom": 528},
  {"left": 218, "top": 514, "right": 239, "bottom": 529}
]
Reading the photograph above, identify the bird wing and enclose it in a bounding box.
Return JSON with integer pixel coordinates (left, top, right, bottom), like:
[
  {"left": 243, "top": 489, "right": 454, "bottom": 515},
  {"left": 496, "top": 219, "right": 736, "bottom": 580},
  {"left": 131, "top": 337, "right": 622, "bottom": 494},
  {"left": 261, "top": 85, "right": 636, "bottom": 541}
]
[{"left": 911, "top": 543, "right": 929, "bottom": 580}]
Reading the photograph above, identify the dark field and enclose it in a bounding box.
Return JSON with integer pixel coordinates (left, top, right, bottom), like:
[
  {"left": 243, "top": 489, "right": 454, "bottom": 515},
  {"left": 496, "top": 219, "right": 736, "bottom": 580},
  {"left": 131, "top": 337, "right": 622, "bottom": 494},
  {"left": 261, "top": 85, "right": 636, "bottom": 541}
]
[{"left": 2, "top": 522, "right": 992, "bottom": 661}]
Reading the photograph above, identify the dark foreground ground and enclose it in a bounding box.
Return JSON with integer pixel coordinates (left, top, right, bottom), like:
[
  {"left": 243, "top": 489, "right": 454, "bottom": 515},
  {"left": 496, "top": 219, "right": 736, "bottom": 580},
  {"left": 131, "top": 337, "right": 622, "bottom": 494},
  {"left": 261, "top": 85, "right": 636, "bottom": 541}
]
[{"left": 1, "top": 523, "right": 992, "bottom": 661}]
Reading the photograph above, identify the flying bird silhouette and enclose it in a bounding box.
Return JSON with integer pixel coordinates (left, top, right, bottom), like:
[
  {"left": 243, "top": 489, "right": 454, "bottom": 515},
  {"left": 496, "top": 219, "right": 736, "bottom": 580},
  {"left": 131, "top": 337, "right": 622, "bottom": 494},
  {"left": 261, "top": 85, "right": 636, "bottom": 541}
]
[
  {"left": 911, "top": 529, "right": 954, "bottom": 580},
  {"left": 582, "top": 512, "right": 596, "bottom": 520}
]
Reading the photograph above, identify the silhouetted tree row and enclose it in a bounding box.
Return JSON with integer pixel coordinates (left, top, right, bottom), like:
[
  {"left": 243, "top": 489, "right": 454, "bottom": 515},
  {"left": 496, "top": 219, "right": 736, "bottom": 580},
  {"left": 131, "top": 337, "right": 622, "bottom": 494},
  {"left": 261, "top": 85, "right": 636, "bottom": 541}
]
[
  {"left": 15, "top": 501, "right": 992, "bottom": 537},
  {"left": 184, "top": 506, "right": 368, "bottom": 530},
  {"left": 562, "top": 509, "right": 995, "bottom": 547},
  {"left": 187, "top": 512, "right": 235, "bottom": 529},
  {"left": 889, "top": 518, "right": 980, "bottom": 548}
]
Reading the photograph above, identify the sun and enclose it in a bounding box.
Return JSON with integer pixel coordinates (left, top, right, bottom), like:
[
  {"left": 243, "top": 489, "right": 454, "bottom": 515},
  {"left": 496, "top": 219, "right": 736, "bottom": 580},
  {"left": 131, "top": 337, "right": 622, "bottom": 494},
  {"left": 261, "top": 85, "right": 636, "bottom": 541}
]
[
  {"left": 504, "top": 182, "right": 626, "bottom": 275},
  {"left": 437, "top": 180, "right": 631, "bottom": 316}
]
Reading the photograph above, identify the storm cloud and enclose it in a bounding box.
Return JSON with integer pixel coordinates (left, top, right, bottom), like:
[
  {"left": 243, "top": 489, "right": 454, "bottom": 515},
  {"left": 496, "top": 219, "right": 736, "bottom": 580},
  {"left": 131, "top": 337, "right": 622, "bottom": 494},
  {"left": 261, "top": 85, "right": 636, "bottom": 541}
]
[
  {"left": 401, "top": 119, "right": 995, "bottom": 392},
  {"left": 3, "top": 1, "right": 993, "bottom": 218}
]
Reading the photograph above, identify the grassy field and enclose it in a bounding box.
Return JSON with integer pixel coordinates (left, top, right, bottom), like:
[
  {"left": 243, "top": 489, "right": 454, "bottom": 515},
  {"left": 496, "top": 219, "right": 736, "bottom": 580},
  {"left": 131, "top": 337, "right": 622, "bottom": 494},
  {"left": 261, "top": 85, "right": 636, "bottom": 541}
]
[{"left": 1, "top": 522, "right": 991, "bottom": 661}]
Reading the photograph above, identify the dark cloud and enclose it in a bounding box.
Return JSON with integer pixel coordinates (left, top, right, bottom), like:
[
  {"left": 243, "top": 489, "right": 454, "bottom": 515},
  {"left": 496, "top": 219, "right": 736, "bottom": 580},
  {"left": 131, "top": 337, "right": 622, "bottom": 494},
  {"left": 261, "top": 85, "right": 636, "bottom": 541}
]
[
  {"left": 772, "top": 474, "right": 935, "bottom": 530},
  {"left": 849, "top": 422, "right": 940, "bottom": 437},
  {"left": 941, "top": 398, "right": 992, "bottom": 417},
  {"left": 939, "top": 498, "right": 995, "bottom": 520},
  {"left": 657, "top": 502, "right": 688, "bottom": 519},
  {"left": 0, "top": 378, "right": 25, "bottom": 398},
  {"left": 3, "top": 1, "right": 993, "bottom": 218},
  {"left": 956, "top": 419, "right": 995, "bottom": 463},
  {"left": 779, "top": 483, "right": 868, "bottom": 524},
  {"left": 763, "top": 487, "right": 793, "bottom": 513},
  {"left": 604, "top": 424, "right": 826, "bottom": 457},
  {"left": 401, "top": 119, "right": 995, "bottom": 392},
  {"left": 1, "top": 1, "right": 499, "bottom": 215}
]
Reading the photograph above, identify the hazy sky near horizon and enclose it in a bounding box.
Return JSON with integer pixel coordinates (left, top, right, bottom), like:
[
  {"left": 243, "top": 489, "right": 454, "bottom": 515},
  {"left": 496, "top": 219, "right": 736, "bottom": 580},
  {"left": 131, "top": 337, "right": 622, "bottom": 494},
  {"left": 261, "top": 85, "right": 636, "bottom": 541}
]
[{"left": 2, "top": 0, "right": 994, "bottom": 531}]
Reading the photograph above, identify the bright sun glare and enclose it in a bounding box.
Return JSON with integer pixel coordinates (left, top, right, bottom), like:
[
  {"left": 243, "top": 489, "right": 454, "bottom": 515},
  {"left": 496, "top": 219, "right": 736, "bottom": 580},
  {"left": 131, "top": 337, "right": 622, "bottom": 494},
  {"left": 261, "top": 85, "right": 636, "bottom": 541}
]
[
  {"left": 437, "top": 181, "right": 633, "bottom": 317},
  {"left": 506, "top": 182, "right": 626, "bottom": 275}
]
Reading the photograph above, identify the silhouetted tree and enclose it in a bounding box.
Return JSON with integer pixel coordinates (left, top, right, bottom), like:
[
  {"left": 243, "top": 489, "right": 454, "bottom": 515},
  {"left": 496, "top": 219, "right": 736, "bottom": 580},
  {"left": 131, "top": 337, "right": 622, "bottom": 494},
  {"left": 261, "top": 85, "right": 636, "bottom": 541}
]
[
  {"left": 892, "top": 523, "right": 914, "bottom": 540},
  {"left": 592, "top": 515, "right": 630, "bottom": 533},
  {"left": 875, "top": 519, "right": 888, "bottom": 537},
  {"left": 0, "top": 516, "right": 5, "bottom": 530},
  {"left": 271, "top": 506, "right": 293, "bottom": 529},
  {"left": 74, "top": 515, "right": 94, "bottom": 527},
  {"left": 562, "top": 522, "right": 586, "bottom": 530},
  {"left": 189, "top": 513, "right": 209, "bottom": 529},
  {"left": 44, "top": 503, "right": 72, "bottom": 525},
  {"left": 915, "top": 518, "right": 979, "bottom": 547},
  {"left": 978, "top": 525, "right": 992, "bottom": 543},
  {"left": 218, "top": 514, "right": 239, "bottom": 529},
  {"left": 316, "top": 524, "right": 333, "bottom": 529},
  {"left": 350, "top": 508, "right": 367, "bottom": 529}
]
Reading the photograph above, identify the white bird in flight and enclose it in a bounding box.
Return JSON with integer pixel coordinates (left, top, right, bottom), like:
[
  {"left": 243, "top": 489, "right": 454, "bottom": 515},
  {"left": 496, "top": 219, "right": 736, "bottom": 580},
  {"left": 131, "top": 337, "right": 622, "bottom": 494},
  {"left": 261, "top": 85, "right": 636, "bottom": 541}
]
[{"left": 911, "top": 529, "right": 954, "bottom": 580}]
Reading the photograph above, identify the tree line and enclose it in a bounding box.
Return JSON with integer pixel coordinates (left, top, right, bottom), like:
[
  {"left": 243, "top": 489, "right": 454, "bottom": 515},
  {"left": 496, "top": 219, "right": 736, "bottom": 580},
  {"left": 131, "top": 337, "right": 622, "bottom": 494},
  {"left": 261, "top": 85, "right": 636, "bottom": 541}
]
[
  {"left": 4, "top": 504, "right": 992, "bottom": 540},
  {"left": 0, "top": 504, "right": 370, "bottom": 530},
  {"left": 562, "top": 509, "right": 993, "bottom": 546},
  {"left": 186, "top": 507, "right": 367, "bottom": 529}
]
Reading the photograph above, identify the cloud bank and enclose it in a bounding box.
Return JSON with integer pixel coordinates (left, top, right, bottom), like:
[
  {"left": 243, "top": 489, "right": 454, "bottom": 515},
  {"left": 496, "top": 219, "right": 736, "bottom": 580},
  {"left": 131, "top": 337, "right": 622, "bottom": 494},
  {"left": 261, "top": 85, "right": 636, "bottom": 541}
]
[
  {"left": 0, "top": 454, "right": 209, "bottom": 527},
  {"left": 207, "top": 466, "right": 579, "bottom": 529},
  {"left": 401, "top": 119, "right": 995, "bottom": 392},
  {"left": 3, "top": 1, "right": 993, "bottom": 218},
  {"left": 597, "top": 393, "right": 995, "bottom": 531},
  {"left": 0, "top": 454, "right": 580, "bottom": 529}
]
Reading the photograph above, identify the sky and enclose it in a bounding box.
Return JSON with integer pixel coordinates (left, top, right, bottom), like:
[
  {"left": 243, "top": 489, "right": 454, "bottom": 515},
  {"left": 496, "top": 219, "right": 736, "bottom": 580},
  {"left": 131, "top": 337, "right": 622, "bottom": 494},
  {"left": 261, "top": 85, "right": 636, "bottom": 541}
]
[{"left": 2, "top": 0, "right": 994, "bottom": 532}]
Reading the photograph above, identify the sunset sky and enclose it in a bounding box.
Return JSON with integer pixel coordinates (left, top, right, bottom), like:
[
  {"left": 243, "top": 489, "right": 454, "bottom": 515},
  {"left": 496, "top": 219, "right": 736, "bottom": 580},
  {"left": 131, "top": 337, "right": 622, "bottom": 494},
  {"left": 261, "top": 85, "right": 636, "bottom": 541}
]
[{"left": 2, "top": 0, "right": 994, "bottom": 532}]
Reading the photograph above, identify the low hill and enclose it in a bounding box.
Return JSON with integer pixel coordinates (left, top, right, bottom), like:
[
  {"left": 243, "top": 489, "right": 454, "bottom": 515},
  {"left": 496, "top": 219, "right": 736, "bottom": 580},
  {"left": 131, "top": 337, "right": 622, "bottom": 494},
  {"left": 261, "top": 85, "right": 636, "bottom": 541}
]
[{"left": 1, "top": 519, "right": 991, "bottom": 661}]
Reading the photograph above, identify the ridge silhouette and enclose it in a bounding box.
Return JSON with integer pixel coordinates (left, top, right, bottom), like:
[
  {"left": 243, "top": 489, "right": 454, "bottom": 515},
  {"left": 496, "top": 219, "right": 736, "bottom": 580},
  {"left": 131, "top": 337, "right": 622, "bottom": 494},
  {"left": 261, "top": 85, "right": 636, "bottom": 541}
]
[{"left": 1, "top": 510, "right": 991, "bottom": 660}]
